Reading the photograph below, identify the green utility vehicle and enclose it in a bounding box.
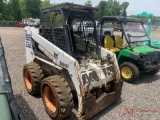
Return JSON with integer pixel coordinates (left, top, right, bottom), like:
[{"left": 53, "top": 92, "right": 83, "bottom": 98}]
[
  {"left": 99, "top": 16, "right": 160, "bottom": 83},
  {"left": 0, "top": 37, "right": 20, "bottom": 120}
]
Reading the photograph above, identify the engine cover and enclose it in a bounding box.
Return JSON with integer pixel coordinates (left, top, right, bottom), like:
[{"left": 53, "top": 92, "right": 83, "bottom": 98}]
[{"left": 80, "top": 62, "right": 116, "bottom": 91}]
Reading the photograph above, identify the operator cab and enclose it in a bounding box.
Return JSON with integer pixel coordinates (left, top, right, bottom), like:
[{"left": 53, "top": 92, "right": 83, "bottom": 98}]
[{"left": 39, "top": 3, "right": 100, "bottom": 63}]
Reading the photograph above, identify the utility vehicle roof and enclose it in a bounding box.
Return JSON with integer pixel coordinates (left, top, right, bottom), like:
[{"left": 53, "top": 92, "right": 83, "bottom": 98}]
[
  {"left": 100, "top": 16, "right": 142, "bottom": 23},
  {"left": 41, "top": 2, "right": 98, "bottom": 14}
]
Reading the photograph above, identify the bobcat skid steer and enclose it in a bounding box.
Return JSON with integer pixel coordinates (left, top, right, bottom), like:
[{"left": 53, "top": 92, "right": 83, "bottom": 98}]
[{"left": 23, "top": 3, "right": 123, "bottom": 120}]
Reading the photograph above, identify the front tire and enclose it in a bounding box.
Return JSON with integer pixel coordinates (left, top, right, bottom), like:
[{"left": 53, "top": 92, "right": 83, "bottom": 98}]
[
  {"left": 41, "top": 75, "right": 73, "bottom": 120},
  {"left": 120, "top": 62, "right": 139, "bottom": 83},
  {"left": 23, "top": 62, "right": 44, "bottom": 96}
]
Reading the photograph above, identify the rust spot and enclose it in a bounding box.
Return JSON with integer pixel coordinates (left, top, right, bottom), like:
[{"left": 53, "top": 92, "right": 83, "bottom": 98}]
[
  {"left": 74, "top": 61, "right": 85, "bottom": 96},
  {"left": 78, "top": 74, "right": 85, "bottom": 96},
  {"left": 105, "top": 83, "right": 111, "bottom": 91}
]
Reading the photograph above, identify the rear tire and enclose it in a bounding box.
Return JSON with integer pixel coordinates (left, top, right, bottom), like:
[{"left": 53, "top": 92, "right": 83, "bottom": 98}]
[
  {"left": 120, "top": 62, "right": 139, "bottom": 83},
  {"left": 41, "top": 75, "right": 73, "bottom": 120},
  {"left": 147, "top": 68, "right": 159, "bottom": 75},
  {"left": 23, "top": 62, "right": 44, "bottom": 96}
]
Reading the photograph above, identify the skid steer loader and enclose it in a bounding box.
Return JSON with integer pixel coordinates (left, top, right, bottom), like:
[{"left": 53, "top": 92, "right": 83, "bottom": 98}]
[{"left": 23, "top": 3, "right": 123, "bottom": 120}]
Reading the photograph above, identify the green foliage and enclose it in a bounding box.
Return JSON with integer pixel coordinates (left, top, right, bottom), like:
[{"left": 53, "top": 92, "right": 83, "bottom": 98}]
[
  {"left": 0, "top": 0, "right": 54, "bottom": 21},
  {"left": 7, "top": 0, "right": 21, "bottom": 21},
  {"left": 0, "top": 0, "right": 129, "bottom": 21},
  {"left": 84, "top": 0, "right": 92, "bottom": 7},
  {"left": 0, "top": 0, "right": 6, "bottom": 20},
  {"left": 40, "top": 0, "right": 53, "bottom": 9},
  {"left": 0, "top": 0, "right": 5, "bottom": 13},
  {"left": 106, "top": 0, "right": 122, "bottom": 16},
  {"left": 121, "top": 2, "right": 129, "bottom": 16},
  {"left": 95, "top": 0, "right": 122, "bottom": 20},
  {"left": 95, "top": 1, "right": 107, "bottom": 19},
  {"left": 24, "top": 0, "right": 41, "bottom": 18}
]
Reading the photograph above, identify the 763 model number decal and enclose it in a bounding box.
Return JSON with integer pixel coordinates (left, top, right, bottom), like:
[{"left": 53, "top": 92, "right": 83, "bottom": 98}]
[{"left": 26, "top": 34, "right": 32, "bottom": 48}]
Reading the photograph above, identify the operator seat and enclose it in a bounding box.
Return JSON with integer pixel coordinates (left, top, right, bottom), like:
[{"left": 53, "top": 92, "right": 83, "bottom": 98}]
[
  {"left": 115, "top": 35, "right": 124, "bottom": 49},
  {"left": 104, "top": 35, "right": 120, "bottom": 53}
]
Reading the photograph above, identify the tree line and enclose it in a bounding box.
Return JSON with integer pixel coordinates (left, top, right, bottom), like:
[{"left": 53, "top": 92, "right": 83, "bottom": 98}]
[
  {"left": 0, "top": 0, "right": 53, "bottom": 21},
  {"left": 0, "top": 0, "right": 129, "bottom": 21},
  {"left": 85, "top": 0, "right": 129, "bottom": 19}
]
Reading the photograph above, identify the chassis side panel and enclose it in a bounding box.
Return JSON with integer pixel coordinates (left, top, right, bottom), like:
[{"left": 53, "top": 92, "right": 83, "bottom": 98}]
[
  {"left": 118, "top": 49, "right": 139, "bottom": 61},
  {"left": 26, "top": 27, "right": 82, "bottom": 95}
]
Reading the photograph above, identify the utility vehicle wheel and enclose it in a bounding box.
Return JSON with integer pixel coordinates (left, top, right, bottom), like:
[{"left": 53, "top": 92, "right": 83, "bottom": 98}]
[
  {"left": 147, "top": 68, "right": 159, "bottom": 75},
  {"left": 120, "top": 62, "right": 139, "bottom": 83},
  {"left": 41, "top": 75, "right": 73, "bottom": 120},
  {"left": 23, "top": 62, "right": 44, "bottom": 96}
]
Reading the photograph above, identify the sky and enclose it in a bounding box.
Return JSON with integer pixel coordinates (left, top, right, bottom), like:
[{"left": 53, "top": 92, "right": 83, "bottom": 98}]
[{"left": 50, "top": 0, "right": 160, "bottom": 16}]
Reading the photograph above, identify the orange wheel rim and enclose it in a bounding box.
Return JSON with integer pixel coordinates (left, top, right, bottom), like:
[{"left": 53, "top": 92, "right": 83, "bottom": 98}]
[
  {"left": 24, "top": 69, "right": 32, "bottom": 90},
  {"left": 43, "top": 86, "right": 57, "bottom": 113}
]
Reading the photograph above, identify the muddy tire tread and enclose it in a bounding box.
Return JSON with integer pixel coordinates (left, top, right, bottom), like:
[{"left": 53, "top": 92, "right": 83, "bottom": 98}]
[
  {"left": 23, "top": 62, "right": 44, "bottom": 95},
  {"left": 42, "top": 75, "right": 73, "bottom": 119}
]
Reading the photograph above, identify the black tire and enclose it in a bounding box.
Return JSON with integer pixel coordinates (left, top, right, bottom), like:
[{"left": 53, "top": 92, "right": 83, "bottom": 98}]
[
  {"left": 23, "top": 62, "right": 44, "bottom": 96},
  {"left": 147, "top": 68, "right": 159, "bottom": 75},
  {"left": 41, "top": 75, "right": 73, "bottom": 120},
  {"left": 120, "top": 62, "right": 139, "bottom": 83}
]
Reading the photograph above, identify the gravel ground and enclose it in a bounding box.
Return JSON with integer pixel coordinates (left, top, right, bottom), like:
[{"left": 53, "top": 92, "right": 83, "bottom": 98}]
[{"left": 0, "top": 27, "right": 160, "bottom": 120}]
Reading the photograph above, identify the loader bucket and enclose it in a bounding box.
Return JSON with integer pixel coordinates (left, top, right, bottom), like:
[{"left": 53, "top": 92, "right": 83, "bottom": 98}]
[{"left": 83, "top": 80, "right": 123, "bottom": 119}]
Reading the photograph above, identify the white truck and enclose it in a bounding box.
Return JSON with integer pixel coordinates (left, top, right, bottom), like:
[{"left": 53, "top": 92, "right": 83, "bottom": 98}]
[
  {"left": 22, "top": 18, "right": 40, "bottom": 27},
  {"left": 73, "top": 21, "right": 114, "bottom": 36}
]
